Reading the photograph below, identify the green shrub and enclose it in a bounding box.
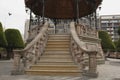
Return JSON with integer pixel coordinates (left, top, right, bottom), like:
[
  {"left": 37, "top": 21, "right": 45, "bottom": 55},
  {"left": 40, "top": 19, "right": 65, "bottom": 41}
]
[
  {"left": 5, "top": 29, "right": 25, "bottom": 49},
  {"left": 0, "top": 22, "right": 3, "bottom": 31},
  {"left": 98, "top": 31, "right": 115, "bottom": 52},
  {"left": 0, "top": 22, "right": 7, "bottom": 47},
  {"left": 5, "top": 29, "right": 25, "bottom": 59}
]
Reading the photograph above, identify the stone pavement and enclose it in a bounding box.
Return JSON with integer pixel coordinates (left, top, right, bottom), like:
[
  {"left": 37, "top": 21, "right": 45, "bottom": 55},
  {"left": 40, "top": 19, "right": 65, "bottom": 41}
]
[
  {"left": 0, "top": 60, "right": 13, "bottom": 75},
  {"left": 0, "top": 58, "right": 120, "bottom": 80},
  {"left": 89, "top": 58, "right": 120, "bottom": 80}
]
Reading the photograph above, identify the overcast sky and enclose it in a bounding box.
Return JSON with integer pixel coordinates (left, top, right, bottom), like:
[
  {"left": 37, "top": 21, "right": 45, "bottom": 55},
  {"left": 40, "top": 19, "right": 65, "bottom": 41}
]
[{"left": 0, "top": 0, "right": 120, "bottom": 34}]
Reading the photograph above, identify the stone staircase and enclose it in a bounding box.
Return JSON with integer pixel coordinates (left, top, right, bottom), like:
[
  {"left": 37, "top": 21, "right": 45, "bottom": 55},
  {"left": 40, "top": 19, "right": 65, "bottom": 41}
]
[{"left": 25, "top": 34, "right": 81, "bottom": 76}]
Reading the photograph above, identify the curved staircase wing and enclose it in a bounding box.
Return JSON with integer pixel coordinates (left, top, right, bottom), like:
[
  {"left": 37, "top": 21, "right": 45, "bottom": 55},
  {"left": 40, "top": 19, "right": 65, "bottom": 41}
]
[
  {"left": 12, "top": 22, "right": 49, "bottom": 74},
  {"left": 70, "top": 22, "right": 105, "bottom": 77}
]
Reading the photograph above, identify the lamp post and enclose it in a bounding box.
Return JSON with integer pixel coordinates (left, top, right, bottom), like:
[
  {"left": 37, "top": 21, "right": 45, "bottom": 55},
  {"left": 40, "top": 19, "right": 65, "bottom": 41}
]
[
  {"left": 42, "top": 0, "right": 45, "bottom": 24},
  {"left": 25, "top": 8, "right": 32, "bottom": 30},
  {"left": 95, "top": 6, "right": 101, "bottom": 30},
  {"left": 76, "top": 0, "right": 79, "bottom": 23},
  {"left": 29, "top": 10, "right": 32, "bottom": 30},
  {"left": 95, "top": 10, "right": 97, "bottom": 30}
]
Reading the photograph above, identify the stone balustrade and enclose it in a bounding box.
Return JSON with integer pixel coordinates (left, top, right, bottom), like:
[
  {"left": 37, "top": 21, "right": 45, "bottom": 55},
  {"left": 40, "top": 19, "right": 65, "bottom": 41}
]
[
  {"left": 27, "top": 25, "right": 42, "bottom": 42},
  {"left": 76, "top": 24, "right": 98, "bottom": 38},
  {"left": 12, "top": 22, "right": 49, "bottom": 75},
  {"left": 70, "top": 22, "right": 103, "bottom": 77}
]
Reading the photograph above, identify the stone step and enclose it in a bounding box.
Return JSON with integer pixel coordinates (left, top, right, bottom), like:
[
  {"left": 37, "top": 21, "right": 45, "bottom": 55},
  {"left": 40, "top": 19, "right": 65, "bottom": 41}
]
[
  {"left": 37, "top": 62, "right": 75, "bottom": 65},
  {"left": 30, "top": 65, "right": 79, "bottom": 70},
  {"left": 41, "top": 56, "right": 72, "bottom": 59},
  {"left": 44, "top": 51, "right": 70, "bottom": 55},
  {"left": 47, "top": 44, "right": 69, "bottom": 48},
  {"left": 25, "top": 70, "right": 81, "bottom": 76},
  {"left": 39, "top": 59, "right": 74, "bottom": 63},
  {"left": 48, "top": 35, "right": 70, "bottom": 40},
  {"left": 48, "top": 40, "right": 70, "bottom": 42},
  {"left": 39, "top": 58, "right": 73, "bottom": 62},
  {"left": 45, "top": 47, "right": 69, "bottom": 50},
  {"left": 45, "top": 48, "right": 69, "bottom": 51},
  {"left": 49, "top": 35, "right": 70, "bottom": 37},
  {"left": 42, "top": 54, "right": 72, "bottom": 58},
  {"left": 47, "top": 41, "right": 69, "bottom": 45}
]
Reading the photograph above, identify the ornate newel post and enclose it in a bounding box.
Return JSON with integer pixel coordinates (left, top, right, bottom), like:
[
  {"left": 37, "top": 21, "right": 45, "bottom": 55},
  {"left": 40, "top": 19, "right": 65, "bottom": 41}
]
[
  {"left": 86, "top": 52, "right": 98, "bottom": 77},
  {"left": 11, "top": 52, "right": 23, "bottom": 75}
]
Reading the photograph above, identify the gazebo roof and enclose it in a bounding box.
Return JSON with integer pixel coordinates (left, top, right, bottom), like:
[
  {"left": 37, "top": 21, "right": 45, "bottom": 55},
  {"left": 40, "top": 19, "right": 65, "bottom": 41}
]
[{"left": 25, "top": 0, "right": 102, "bottom": 19}]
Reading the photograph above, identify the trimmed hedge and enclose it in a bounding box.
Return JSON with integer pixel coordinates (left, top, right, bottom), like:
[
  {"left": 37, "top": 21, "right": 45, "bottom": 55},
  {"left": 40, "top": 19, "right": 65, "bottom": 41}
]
[
  {"left": 0, "top": 22, "right": 3, "bottom": 31},
  {"left": 0, "top": 22, "right": 7, "bottom": 47},
  {"left": 98, "top": 31, "right": 115, "bottom": 52},
  {"left": 5, "top": 29, "right": 25, "bottom": 49}
]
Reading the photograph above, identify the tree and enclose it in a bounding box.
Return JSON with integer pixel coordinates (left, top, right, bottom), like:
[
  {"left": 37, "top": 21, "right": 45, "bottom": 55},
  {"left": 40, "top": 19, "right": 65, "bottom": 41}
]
[
  {"left": 5, "top": 29, "right": 25, "bottom": 58},
  {"left": 116, "top": 27, "right": 120, "bottom": 52},
  {"left": 0, "top": 22, "right": 7, "bottom": 47},
  {"left": 117, "top": 26, "right": 120, "bottom": 36},
  {"left": 98, "top": 31, "right": 115, "bottom": 52},
  {"left": 116, "top": 39, "right": 120, "bottom": 52}
]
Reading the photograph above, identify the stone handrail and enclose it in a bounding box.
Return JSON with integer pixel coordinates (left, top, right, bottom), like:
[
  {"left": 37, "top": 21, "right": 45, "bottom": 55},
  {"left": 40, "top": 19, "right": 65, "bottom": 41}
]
[{"left": 12, "top": 22, "right": 49, "bottom": 74}]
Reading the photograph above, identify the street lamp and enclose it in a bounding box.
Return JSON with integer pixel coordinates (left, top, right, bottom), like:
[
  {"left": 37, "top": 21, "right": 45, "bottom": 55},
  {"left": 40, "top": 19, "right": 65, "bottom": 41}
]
[
  {"left": 42, "top": 0, "right": 45, "bottom": 24},
  {"left": 25, "top": 7, "right": 32, "bottom": 30},
  {"left": 95, "top": 6, "right": 102, "bottom": 30}
]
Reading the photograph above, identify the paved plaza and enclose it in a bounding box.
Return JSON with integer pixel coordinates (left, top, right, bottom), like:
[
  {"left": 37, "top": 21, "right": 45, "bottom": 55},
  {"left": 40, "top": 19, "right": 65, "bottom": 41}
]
[{"left": 0, "top": 58, "right": 120, "bottom": 80}]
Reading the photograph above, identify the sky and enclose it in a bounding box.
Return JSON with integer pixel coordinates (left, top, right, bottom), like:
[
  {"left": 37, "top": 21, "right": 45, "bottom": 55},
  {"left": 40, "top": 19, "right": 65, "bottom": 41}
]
[{"left": 0, "top": 0, "right": 120, "bottom": 34}]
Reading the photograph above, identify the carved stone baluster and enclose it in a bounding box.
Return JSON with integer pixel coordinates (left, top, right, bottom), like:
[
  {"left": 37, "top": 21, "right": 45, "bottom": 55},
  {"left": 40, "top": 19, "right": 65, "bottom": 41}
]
[
  {"left": 76, "top": 24, "right": 80, "bottom": 35},
  {"left": 81, "top": 25, "right": 83, "bottom": 35},
  {"left": 40, "top": 38, "right": 44, "bottom": 53},
  {"left": 32, "top": 44, "right": 38, "bottom": 64},
  {"left": 39, "top": 40, "right": 43, "bottom": 55},
  {"left": 34, "top": 42, "right": 39, "bottom": 64},
  {"left": 43, "top": 34, "right": 46, "bottom": 48},
  {"left": 37, "top": 41, "right": 41, "bottom": 60},
  {"left": 71, "top": 39, "right": 74, "bottom": 55},
  {"left": 74, "top": 44, "right": 78, "bottom": 63}
]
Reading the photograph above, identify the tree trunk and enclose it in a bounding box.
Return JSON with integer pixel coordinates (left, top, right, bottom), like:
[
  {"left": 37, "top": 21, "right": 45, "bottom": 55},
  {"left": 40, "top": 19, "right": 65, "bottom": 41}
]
[{"left": 6, "top": 48, "right": 13, "bottom": 59}]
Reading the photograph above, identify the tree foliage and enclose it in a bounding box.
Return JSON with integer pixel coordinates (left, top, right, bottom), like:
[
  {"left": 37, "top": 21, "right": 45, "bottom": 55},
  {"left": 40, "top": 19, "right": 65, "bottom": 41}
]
[
  {"left": 117, "top": 26, "right": 120, "bottom": 36},
  {"left": 116, "top": 27, "right": 120, "bottom": 52},
  {"left": 98, "top": 31, "right": 115, "bottom": 52},
  {"left": 5, "top": 29, "right": 25, "bottom": 49},
  {"left": 0, "top": 22, "right": 7, "bottom": 47},
  {"left": 116, "top": 39, "right": 120, "bottom": 52}
]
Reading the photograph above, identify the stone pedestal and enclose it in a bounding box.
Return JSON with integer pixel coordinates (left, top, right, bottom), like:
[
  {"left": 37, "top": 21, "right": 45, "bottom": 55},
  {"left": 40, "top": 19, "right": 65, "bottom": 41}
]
[
  {"left": 11, "top": 52, "right": 24, "bottom": 75},
  {"left": 85, "top": 52, "right": 98, "bottom": 78}
]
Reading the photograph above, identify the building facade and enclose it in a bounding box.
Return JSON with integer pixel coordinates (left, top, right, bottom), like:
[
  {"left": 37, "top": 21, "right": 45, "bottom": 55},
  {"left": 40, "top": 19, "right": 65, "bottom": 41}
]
[{"left": 99, "top": 15, "right": 120, "bottom": 41}]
